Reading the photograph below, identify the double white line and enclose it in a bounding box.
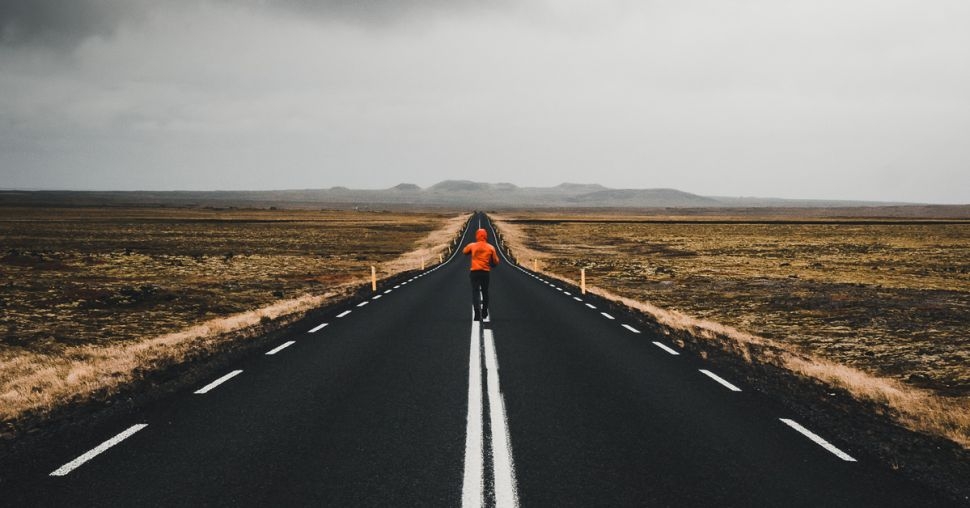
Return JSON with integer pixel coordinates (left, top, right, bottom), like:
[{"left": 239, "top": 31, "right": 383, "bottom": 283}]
[{"left": 462, "top": 316, "right": 519, "bottom": 508}]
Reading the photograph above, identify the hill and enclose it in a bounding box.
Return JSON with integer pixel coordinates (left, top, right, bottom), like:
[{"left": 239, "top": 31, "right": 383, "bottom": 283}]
[{"left": 2, "top": 182, "right": 961, "bottom": 213}]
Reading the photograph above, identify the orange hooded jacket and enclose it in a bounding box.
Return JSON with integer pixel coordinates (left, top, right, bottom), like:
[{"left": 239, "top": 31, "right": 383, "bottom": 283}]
[{"left": 463, "top": 228, "right": 500, "bottom": 271}]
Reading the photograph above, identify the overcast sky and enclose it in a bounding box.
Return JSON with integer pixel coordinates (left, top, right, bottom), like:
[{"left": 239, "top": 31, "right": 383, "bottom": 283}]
[{"left": 1, "top": 0, "right": 968, "bottom": 202}]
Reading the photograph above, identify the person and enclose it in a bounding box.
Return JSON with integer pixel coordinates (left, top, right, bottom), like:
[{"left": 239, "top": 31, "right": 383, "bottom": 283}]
[{"left": 463, "top": 227, "right": 500, "bottom": 321}]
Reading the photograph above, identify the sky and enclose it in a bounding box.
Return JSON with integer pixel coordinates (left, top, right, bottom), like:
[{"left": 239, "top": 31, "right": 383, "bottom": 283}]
[{"left": 1, "top": 0, "right": 968, "bottom": 203}]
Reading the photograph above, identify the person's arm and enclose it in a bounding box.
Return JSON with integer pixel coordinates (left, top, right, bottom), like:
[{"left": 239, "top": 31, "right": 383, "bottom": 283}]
[
  {"left": 463, "top": 243, "right": 473, "bottom": 255},
  {"left": 490, "top": 246, "right": 500, "bottom": 266}
]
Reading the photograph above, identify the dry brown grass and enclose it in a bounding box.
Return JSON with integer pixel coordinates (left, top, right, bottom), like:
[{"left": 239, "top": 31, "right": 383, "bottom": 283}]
[
  {"left": 0, "top": 291, "right": 340, "bottom": 422},
  {"left": 0, "top": 208, "right": 469, "bottom": 428},
  {"left": 784, "top": 356, "right": 970, "bottom": 448},
  {"left": 492, "top": 213, "right": 970, "bottom": 449},
  {"left": 381, "top": 214, "right": 468, "bottom": 275}
]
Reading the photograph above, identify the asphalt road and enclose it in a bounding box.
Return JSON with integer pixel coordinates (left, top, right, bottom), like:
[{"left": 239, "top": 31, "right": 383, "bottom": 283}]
[{"left": 1, "top": 213, "right": 958, "bottom": 507}]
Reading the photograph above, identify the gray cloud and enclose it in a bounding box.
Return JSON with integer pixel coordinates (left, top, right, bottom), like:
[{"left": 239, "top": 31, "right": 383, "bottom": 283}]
[{"left": 259, "top": 0, "right": 501, "bottom": 23}]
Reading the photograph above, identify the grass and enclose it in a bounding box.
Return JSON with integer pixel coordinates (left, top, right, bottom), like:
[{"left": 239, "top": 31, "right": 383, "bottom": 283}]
[
  {"left": 493, "top": 212, "right": 970, "bottom": 448},
  {"left": 0, "top": 206, "right": 468, "bottom": 430}
]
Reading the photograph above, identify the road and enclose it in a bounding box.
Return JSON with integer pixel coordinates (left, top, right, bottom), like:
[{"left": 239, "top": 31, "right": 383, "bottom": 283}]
[{"left": 1, "top": 213, "right": 957, "bottom": 507}]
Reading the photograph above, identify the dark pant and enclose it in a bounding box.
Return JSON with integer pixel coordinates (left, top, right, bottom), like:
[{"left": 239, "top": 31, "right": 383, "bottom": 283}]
[{"left": 470, "top": 270, "right": 490, "bottom": 314}]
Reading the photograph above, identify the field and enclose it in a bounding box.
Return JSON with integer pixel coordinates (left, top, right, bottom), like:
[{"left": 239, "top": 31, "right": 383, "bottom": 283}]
[
  {"left": 494, "top": 213, "right": 970, "bottom": 445},
  {"left": 0, "top": 206, "right": 465, "bottom": 428}
]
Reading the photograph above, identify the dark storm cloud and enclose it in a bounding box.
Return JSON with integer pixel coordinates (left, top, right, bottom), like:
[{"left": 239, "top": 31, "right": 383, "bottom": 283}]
[
  {"left": 0, "top": 0, "right": 493, "bottom": 50},
  {"left": 0, "top": 0, "right": 137, "bottom": 48}
]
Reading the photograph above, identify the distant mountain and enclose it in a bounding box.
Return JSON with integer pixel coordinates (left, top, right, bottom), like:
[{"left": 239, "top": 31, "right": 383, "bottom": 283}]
[
  {"left": 428, "top": 180, "right": 519, "bottom": 193},
  {"left": 417, "top": 182, "right": 718, "bottom": 207},
  {"left": 555, "top": 182, "right": 608, "bottom": 193},
  {"left": 568, "top": 188, "right": 720, "bottom": 207},
  {"left": 0, "top": 181, "right": 939, "bottom": 210},
  {"left": 428, "top": 180, "right": 490, "bottom": 192}
]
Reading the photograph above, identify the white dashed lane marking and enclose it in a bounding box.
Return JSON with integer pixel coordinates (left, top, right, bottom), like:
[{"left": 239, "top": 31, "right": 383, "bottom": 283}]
[
  {"left": 357, "top": 301, "right": 369, "bottom": 308},
  {"left": 622, "top": 324, "right": 641, "bottom": 334},
  {"left": 600, "top": 312, "right": 615, "bottom": 320},
  {"left": 50, "top": 424, "right": 148, "bottom": 477},
  {"left": 337, "top": 310, "right": 352, "bottom": 318},
  {"left": 308, "top": 323, "right": 328, "bottom": 333},
  {"left": 194, "top": 370, "right": 244, "bottom": 395},
  {"left": 652, "top": 342, "right": 680, "bottom": 356},
  {"left": 699, "top": 369, "right": 742, "bottom": 392},
  {"left": 265, "top": 341, "right": 296, "bottom": 356},
  {"left": 780, "top": 419, "right": 856, "bottom": 462}
]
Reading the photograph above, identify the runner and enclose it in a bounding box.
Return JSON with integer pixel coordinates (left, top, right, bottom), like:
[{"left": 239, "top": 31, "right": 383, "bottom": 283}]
[{"left": 463, "top": 226, "right": 500, "bottom": 321}]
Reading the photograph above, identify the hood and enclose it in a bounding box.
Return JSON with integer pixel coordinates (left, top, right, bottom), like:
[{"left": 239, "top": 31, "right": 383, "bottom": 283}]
[{"left": 476, "top": 228, "right": 488, "bottom": 242}]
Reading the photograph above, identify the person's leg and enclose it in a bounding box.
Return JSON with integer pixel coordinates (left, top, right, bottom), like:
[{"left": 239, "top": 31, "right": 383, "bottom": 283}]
[
  {"left": 470, "top": 271, "right": 482, "bottom": 320},
  {"left": 481, "top": 272, "right": 490, "bottom": 319}
]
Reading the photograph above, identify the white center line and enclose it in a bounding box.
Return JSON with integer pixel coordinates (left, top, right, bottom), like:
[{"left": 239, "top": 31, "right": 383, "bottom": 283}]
[
  {"left": 372, "top": 294, "right": 382, "bottom": 300},
  {"left": 394, "top": 285, "right": 401, "bottom": 289},
  {"left": 699, "top": 369, "right": 742, "bottom": 391},
  {"left": 780, "top": 419, "right": 857, "bottom": 462},
  {"left": 585, "top": 303, "right": 597, "bottom": 309},
  {"left": 384, "top": 289, "right": 392, "bottom": 294},
  {"left": 573, "top": 297, "right": 583, "bottom": 302},
  {"left": 357, "top": 301, "right": 369, "bottom": 307},
  {"left": 308, "top": 323, "right": 328, "bottom": 333},
  {"left": 462, "top": 319, "right": 484, "bottom": 508},
  {"left": 484, "top": 329, "right": 519, "bottom": 507},
  {"left": 601, "top": 312, "right": 615, "bottom": 320},
  {"left": 50, "top": 424, "right": 148, "bottom": 476},
  {"left": 195, "top": 370, "right": 244, "bottom": 394},
  {"left": 622, "top": 324, "right": 641, "bottom": 334},
  {"left": 265, "top": 341, "right": 296, "bottom": 356},
  {"left": 564, "top": 291, "right": 571, "bottom": 296},
  {"left": 337, "top": 310, "right": 352, "bottom": 318},
  {"left": 652, "top": 341, "right": 681, "bottom": 356}
]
